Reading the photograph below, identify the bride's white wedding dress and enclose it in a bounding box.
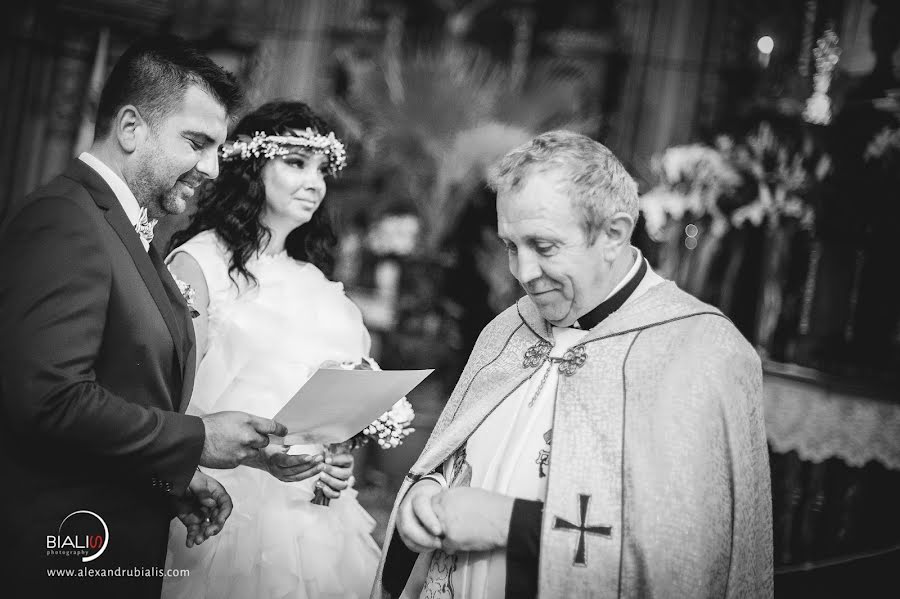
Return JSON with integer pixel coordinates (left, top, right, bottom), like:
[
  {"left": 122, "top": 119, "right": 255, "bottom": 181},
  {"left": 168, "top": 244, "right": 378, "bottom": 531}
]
[{"left": 162, "top": 230, "right": 380, "bottom": 599}]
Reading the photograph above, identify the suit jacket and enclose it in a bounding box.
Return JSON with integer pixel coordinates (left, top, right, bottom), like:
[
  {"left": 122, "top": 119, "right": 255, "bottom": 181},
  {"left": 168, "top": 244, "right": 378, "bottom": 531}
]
[{"left": 0, "top": 160, "right": 205, "bottom": 595}]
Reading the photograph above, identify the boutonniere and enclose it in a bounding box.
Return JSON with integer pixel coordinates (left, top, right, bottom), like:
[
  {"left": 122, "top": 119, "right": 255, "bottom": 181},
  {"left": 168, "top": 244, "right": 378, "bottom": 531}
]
[{"left": 167, "top": 267, "right": 200, "bottom": 318}]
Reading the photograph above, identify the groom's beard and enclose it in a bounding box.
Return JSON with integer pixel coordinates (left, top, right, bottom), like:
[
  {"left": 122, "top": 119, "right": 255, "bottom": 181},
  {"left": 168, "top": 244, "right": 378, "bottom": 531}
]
[
  {"left": 158, "top": 182, "right": 191, "bottom": 216},
  {"left": 162, "top": 171, "right": 204, "bottom": 216},
  {"left": 134, "top": 168, "right": 199, "bottom": 219}
]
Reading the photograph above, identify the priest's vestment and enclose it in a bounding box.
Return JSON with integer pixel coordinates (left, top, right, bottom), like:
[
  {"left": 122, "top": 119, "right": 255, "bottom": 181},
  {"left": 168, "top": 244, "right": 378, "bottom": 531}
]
[{"left": 373, "top": 277, "right": 772, "bottom": 599}]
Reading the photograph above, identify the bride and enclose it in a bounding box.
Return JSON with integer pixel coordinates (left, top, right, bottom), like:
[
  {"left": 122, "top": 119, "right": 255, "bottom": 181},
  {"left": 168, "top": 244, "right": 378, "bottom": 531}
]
[{"left": 162, "top": 100, "right": 380, "bottom": 598}]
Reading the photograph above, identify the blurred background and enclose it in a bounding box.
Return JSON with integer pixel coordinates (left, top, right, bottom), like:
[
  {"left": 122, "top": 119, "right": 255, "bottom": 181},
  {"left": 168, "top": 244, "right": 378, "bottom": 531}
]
[{"left": 2, "top": 0, "right": 899, "bottom": 595}]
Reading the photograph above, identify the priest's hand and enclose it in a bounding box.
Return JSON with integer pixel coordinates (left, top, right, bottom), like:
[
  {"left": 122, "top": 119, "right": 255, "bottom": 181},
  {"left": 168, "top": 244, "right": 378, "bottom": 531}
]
[
  {"left": 174, "top": 469, "right": 233, "bottom": 548},
  {"left": 431, "top": 488, "right": 515, "bottom": 554},
  {"left": 396, "top": 478, "right": 444, "bottom": 553}
]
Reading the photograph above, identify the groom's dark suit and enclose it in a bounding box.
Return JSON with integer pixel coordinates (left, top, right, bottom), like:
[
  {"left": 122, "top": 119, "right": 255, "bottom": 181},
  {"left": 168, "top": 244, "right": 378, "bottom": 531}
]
[{"left": 0, "top": 159, "right": 205, "bottom": 597}]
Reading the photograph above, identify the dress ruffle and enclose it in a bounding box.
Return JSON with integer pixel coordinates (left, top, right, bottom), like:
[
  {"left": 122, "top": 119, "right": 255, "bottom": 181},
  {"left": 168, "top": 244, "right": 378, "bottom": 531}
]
[{"left": 164, "top": 466, "right": 379, "bottom": 599}]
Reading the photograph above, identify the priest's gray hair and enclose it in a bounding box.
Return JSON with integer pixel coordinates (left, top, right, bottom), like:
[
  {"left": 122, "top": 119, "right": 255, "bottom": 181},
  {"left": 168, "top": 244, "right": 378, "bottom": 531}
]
[{"left": 487, "top": 130, "right": 639, "bottom": 243}]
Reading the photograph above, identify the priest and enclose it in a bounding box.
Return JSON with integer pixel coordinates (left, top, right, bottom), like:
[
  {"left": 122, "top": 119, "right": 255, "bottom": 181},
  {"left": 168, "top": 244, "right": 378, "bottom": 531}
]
[{"left": 372, "top": 131, "right": 772, "bottom": 599}]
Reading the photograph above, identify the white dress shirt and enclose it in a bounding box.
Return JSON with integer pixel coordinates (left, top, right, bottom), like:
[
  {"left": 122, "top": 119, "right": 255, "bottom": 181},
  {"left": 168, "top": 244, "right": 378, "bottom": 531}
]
[{"left": 78, "top": 152, "right": 150, "bottom": 251}]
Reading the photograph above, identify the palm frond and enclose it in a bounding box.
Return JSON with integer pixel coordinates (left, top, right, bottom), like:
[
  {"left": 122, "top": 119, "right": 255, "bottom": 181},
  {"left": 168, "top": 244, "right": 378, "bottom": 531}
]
[{"left": 332, "top": 41, "right": 602, "bottom": 251}]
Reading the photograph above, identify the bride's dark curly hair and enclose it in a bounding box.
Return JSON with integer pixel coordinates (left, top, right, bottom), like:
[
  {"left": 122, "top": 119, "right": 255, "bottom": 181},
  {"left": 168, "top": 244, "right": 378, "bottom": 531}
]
[{"left": 169, "top": 100, "right": 339, "bottom": 285}]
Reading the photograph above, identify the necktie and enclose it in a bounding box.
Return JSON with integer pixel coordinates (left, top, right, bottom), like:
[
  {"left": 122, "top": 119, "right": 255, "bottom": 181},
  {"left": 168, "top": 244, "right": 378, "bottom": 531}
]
[{"left": 135, "top": 207, "right": 158, "bottom": 245}]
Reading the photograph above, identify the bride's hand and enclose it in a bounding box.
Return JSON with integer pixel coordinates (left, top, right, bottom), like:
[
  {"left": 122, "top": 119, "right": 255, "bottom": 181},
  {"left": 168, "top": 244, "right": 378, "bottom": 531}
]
[
  {"left": 260, "top": 444, "right": 326, "bottom": 483},
  {"left": 314, "top": 451, "right": 354, "bottom": 500}
]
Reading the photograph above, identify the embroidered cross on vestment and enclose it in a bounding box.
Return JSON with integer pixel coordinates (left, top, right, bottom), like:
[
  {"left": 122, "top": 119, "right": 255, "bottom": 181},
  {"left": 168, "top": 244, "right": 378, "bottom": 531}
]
[{"left": 553, "top": 493, "right": 612, "bottom": 566}]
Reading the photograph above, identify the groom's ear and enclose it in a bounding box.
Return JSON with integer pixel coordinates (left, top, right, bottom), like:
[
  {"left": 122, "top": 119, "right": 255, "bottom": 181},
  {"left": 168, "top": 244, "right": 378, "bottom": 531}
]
[{"left": 114, "top": 104, "right": 148, "bottom": 154}]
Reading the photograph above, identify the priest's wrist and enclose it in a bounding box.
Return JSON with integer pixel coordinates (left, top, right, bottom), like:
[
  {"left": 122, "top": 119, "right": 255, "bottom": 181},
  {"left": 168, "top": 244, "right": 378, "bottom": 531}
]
[{"left": 490, "top": 492, "right": 516, "bottom": 549}]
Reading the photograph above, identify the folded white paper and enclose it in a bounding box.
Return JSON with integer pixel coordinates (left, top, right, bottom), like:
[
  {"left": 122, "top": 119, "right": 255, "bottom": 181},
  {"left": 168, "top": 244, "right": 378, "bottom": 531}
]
[{"left": 271, "top": 368, "right": 434, "bottom": 445}]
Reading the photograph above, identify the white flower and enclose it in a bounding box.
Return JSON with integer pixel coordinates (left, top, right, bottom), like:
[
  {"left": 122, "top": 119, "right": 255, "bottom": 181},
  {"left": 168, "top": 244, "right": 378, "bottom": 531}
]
[
  {"left": 167, "top": 267, "right": 200, "bottom": 318},
  {"left": 640, "top": 185, "right": 687, "bottom": 241},
  {"left": 731, "top": 200, "right": 767, "bottom": 228},
  {"left": 327, "top": 356, "right": 417, "bottom": 450},
  {"left": 363, "top": 396, "right": 416, "bottom": 449}
]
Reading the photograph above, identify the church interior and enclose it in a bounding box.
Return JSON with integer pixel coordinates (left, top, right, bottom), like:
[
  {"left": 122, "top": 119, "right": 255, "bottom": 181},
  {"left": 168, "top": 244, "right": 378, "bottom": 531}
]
[{"left": 3, "top": 0, "right": 899, "bottom": 596}]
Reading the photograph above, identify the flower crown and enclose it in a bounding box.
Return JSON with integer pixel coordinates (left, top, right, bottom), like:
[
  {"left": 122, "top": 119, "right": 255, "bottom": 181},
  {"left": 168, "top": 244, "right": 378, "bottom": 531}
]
[{"left": 219, "top": 128, "right": 347, "bottom": 175}]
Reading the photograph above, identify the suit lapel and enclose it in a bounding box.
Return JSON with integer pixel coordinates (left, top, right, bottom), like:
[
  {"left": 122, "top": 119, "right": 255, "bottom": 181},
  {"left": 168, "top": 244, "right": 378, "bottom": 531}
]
[
  {"left": 148, "top": 244, "right": 197, "bottom": 411},
  {"left": 178, "top": 339, "right": 197, "bottom": 413},
  {"left": 64, "top": 160, "right": 188, "bottom": 378}
]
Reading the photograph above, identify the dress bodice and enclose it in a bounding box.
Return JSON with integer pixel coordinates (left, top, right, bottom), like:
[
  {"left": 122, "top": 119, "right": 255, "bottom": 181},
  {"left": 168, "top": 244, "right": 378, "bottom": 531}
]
[{"left": 168, "top": 230, "right": 371, "bottom": 421}]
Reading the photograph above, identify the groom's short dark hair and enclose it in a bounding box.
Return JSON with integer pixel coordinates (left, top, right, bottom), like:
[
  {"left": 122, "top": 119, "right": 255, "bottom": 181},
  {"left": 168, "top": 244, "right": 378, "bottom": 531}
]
[{"left": 95, "top": 33, "right": 244, "bottom": 138}]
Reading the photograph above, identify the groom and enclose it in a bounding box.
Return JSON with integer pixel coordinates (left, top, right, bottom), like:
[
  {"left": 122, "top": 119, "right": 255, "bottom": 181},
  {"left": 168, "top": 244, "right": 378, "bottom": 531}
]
[{"left": 0, "top": 35, "right": 296, "bottom": 597}]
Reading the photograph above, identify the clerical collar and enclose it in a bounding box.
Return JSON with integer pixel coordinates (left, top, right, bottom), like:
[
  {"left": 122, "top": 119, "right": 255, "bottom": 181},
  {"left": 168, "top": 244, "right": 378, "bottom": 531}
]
[{"left": 575, "top": 256, "right": 648, "bottom": 330}]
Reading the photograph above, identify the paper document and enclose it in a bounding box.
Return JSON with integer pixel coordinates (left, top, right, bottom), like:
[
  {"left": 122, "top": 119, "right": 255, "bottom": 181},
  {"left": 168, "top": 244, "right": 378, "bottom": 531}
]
[{"left": 272, "top": 368, "right": 434, "bottom": 445}]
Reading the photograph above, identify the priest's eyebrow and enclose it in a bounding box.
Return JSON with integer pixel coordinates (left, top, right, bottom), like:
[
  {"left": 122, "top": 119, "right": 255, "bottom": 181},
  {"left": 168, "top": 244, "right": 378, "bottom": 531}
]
[{"left": 499, "top": 234, "right": 557, "bottom": 247}]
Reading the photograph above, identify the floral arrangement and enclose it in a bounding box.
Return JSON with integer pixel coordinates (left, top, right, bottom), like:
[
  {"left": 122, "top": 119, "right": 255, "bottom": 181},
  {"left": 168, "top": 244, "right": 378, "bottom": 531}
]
[
  {"left": 311, "top": 356, "right": 416, "bottom": 505},
  {"left": 638, "top": 119, "right": 832, "bottom": 310},
  {"left": 640, "top": 122, "right": 831, "bottom": 237},
  {"left": 725, "top": 121, "right": 830, "bottom": 230},
  {"left": 639, "top": 143, "right": 742, "bottom": 240},
  {"left": 335, "top": 356, "right": 417, "bottom": 449},
  {"left": 361, "top": 395, "right": 416, "bottom": 449}
]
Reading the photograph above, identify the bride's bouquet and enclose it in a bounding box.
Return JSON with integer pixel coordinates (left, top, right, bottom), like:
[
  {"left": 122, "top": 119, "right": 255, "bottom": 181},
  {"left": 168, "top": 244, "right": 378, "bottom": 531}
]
[{"left": 311, "top": 357, "right": 416, "bottom": 505}]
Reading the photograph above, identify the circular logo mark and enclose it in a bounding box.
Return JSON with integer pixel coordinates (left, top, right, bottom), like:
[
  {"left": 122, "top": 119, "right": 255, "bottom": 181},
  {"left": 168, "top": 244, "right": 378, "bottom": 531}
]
[{"left": 46, "top": 510, "right": 109, "bottom": 562}]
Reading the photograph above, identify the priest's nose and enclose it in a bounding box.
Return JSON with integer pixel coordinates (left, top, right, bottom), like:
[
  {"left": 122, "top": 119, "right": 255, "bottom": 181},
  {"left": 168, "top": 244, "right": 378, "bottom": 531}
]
[{"left": 512, "top": 249, "right": 543, "bottom": 286}]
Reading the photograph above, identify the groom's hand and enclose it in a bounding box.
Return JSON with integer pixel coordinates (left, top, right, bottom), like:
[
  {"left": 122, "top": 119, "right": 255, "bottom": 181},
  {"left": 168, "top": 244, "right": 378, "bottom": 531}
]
[
  {"left": 396, "top": 479, "right": 444, "bottom": 553},
  {"left": 199, "top": 411, "right": 288, "bottom": 468},
  {"left": 175, "top": 469, "right": 233, "bottom": 548}
]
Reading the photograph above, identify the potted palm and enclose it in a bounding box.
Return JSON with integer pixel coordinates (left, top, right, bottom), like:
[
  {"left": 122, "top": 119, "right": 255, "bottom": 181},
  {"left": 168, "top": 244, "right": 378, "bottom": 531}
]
[{"left": 324, "top": 40, "right": 601, "bottom": 484}]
